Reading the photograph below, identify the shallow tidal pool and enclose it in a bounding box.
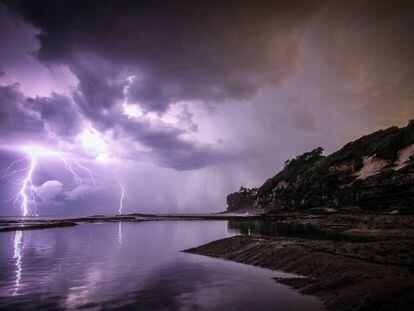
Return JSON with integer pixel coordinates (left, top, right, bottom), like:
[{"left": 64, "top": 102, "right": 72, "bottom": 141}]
[{"left": 0, "top": 220, "right": 323, "bottom": 310}]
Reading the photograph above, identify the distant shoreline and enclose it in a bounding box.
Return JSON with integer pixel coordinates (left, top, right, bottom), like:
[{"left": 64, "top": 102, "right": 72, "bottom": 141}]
[
  {"left": 0, "top": 213, "right": 267, "bottom": 232},
  {"left": 2, "top": 210, "right": 414, "bottom": 232}
]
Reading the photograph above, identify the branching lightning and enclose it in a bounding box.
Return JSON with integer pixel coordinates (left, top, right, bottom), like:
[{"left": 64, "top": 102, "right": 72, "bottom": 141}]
[
  {"left": 1, "top": 145, "right": 98, "bottom": 216},
  {"left": 14, "top": 154, "right": 37, "bottom": 216},
  {"left": 1, "top": 144, "right": 127, "bottom": 216},
  {"left": 0, "top": 158, "right": 29, "bottom": 180},
  {"left": 73, "top": 159, "right": 98, "bottom": 186}
]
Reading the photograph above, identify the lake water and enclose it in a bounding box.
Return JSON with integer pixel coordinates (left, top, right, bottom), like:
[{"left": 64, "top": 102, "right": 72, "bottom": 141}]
[{"left": 0, "top": 221, "right": 323, "bottom": 310}]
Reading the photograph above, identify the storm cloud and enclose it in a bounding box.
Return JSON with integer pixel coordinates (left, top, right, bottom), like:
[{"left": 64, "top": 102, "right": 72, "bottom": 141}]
[
  {"left": 0, "top": 0, "right": 413, "bottom": 215},
  {"left": 0, "top": 84, "right": 44, "bottom": 141},
  {"left": 5, "top": 1, "right": 322, "bottom": 110}
]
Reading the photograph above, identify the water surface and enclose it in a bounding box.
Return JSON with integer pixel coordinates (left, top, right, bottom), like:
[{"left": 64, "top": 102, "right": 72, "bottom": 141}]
[
  {"left": 0, "top": 221, "right": 323, "bottom": 310},
  {"left": 228, "top": 219, "right": 378, "bottom": 242}
]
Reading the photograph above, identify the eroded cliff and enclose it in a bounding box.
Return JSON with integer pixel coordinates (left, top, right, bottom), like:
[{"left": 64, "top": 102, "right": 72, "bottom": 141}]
[{"left": 227, "top": 120, "right": 414, "bottom": 213}]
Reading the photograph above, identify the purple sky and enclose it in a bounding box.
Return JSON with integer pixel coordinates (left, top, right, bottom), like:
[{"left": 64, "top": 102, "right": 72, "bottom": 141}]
[{"left": 0, "top": 1, "right": 413, "bottom": 216}]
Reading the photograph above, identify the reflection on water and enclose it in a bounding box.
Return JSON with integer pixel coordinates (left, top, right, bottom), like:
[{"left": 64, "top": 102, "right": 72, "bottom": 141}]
[
  {"left": 228, "top": 220, "right": 369, "bottom": 241},
  {"left": 0, "top": 221, "right": 323, "bottom": 310},
  {"left": 12, "top": 230, "right": 22, "bottom": 296},
  {"left": 228, "top": 220, "right": 329, "bottom": 239},
  {"left": 118, "top": 221, "right": 122, "bottom": 245}
]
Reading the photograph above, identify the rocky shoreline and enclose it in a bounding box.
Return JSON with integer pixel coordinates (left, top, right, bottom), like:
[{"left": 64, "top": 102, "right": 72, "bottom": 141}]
[
  {"left": 185, "top": 213, "right": 414, "bottom": 310},
  {"left": 211, "top": 122, "right": 414, "bottom": 309}
]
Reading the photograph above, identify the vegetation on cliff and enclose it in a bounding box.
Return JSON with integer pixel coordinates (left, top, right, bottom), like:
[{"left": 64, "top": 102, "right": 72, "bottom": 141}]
[{"left": 227, "top": 120, "right": 414, "bottom": 212}]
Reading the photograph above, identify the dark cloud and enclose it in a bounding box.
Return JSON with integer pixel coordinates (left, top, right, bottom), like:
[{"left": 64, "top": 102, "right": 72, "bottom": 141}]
[
  {"left": 0, "top": 81, "right": 228, "bottom": 170},
  {"left": 0, "top": 0, "right": 327, "bottom": 171},
  {"left": 0, "top": 84, "right": 83, "bottom": 144},
  {"left": 0, "top": 84, "right": 44, "bottom": 140},
  {"left": 0, "top": 4, "right": 77, "bottom": 97},
  {"left": 27, "top": 93, "right": 82, "bottom": 137},
  {"left": 3, "top": 0, "right": 324, "bottom": 112},
  {"left": 69, "top": 54, "right": 125, "bottom": 124},
  {"left": 0, "top": 2, "right": 230, "bottom": 170},
  {"left": 0, "top": 82, "right": 227, "bottom": 170},
  {"left": 118, "top": 117, "right": 229, "bottom": 170},
  {"left": 0, "top": 3, "right": 38, "bottom": 66}
]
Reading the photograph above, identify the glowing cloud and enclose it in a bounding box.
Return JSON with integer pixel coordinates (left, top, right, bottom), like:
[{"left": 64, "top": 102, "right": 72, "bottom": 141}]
[
  {"left": 123, "top": 103, "right": 143, "bottom": 119},
  {"left": 77, "top": 127, "right": 108, "bottom": 158}
]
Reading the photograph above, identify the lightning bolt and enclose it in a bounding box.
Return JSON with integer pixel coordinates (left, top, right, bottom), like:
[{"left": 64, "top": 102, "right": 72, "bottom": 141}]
[
  {"left": 115, "top": 172, "right": 125, "bottom": 215},
  {"left": 115, "top": 169, "right": 125, "bottom": 244},
  {"left": 12, "top": 154, "right": 37, "bottom": 216},
  {"left": 73, "top": 159, "right": 98, "bottom": 186},
  {"left": 119, "top": 183, "right": 125, "bottom": 215},
  {"left": 1, "top": 145, "right": 98, "bottom": 216},
  {"left": 0, "top": 157, "right": 29, "bottom": 180}
]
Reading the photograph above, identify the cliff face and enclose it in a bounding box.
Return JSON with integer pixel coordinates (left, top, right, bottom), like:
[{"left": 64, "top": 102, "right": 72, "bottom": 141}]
[
  {"left": 227, "top": 121, "right": 414, "bottom": 213},
  {"left": 227, "top": 187, "right": 258, "bottom": 212}
]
